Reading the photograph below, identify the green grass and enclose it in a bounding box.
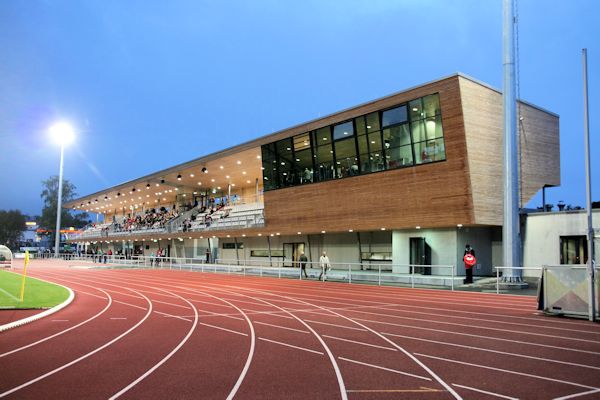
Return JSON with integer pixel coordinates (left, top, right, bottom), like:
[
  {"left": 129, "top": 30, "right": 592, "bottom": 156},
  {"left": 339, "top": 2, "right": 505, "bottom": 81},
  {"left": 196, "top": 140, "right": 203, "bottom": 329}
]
[{"left": 0, "top": 270, "right": 70, "bottom": 309}]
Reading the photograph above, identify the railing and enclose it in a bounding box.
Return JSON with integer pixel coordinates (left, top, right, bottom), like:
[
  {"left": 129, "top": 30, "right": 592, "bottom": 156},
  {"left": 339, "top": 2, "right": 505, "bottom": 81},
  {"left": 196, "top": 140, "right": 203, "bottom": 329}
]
[{"left": 37, "top": 253, "right": 456, "bottom": 290}]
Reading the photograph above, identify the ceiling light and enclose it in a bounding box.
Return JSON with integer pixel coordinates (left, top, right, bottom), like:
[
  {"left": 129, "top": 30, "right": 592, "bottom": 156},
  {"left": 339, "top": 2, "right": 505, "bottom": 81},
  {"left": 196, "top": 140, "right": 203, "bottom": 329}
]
[
  {"left": 231, "top": 184, "right": 235, "bottom": 187},
  {"left": 297, "top": 232, "right": 301, "bottom": 235},
  {"left": 211, "top": 179, "right": 215, "bottom": 182},
  {"left": 321, "top": 230, "right": 326, "bottom": 234},
  {"left": 348, "top": 229, "right": 353, "bottom": 232},
  {"left": 219, "top": 166, "right": 224, "bottom": 169},
  {"left": 413, "top": 107, "right": 418, "bottom": 111},
  {"left": 380, "top": 227, "right": 386, "bottom": 231},
  {"left": 177, "top": 174, "right": 182, "bottom": 181},
  {"left": 198, "top": 182, "right": 202, "bottom": 185},
  {"left": 246, "top": 180, "right": 251, "bottom": 184},
  {"left": 258, "top": 233, "right": 262, "bottom": 236},
  {"left": 217, "top": 186, "right": 221, "bottom": 190},
  {"left": 190, "top": 173, "right": 195, "bottom": 178},
  {"left": 202, "top": 167, "right": 208, "bottom": 173},
  {"left": 236, "top": 160, "right": 241, "bottom": 164},
  {"left": 146, "top": 184, "right": 150, "bottom": 189},
  {"left": 225, "top": 175, "right": 230, "bottom": 179},
  {"left": 155, "top": 183, "right": 160, "bottom": 187},
  {"left": 416, "top": 226, "right": 421, "bottom": 229},
  {"left": 366, "top": 125, "right": 371, "bottom": 129},
  {"left": 242, "top": 171, "right": 246, "bottom": 175},
  {"left": 256, "top": 155, "right": 261, "bottom": 159},
  {"left": 457, "top": 224, "right": 463, "bottom": 228}
]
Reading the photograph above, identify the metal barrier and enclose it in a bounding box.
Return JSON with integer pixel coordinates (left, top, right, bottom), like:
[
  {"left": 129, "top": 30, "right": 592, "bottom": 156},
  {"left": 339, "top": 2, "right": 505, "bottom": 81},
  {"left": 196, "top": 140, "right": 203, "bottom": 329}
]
[{"left": 37, "top": 253, "right": 456, "bottom": 290}]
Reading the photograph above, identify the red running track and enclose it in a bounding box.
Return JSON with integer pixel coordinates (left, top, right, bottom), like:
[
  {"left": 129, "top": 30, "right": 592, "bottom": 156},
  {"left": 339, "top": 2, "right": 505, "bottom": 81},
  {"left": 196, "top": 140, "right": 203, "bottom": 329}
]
[{"left": 1, "top": 259, "right": 599, "bottom": 400}]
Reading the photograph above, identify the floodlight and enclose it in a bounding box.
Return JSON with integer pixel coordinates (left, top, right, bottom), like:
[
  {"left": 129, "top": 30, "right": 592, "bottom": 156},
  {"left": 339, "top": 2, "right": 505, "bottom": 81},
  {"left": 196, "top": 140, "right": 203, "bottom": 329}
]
[{"left": 49, "top": 121, "right": 75, "bottom": 146}]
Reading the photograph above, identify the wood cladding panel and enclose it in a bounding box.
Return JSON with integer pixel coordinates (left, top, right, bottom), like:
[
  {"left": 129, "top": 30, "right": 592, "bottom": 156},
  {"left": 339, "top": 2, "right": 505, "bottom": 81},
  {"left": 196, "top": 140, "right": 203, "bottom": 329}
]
[
  {"left": 263, "top": 76, "right": 475, "bottom": 234},
  {"left": 459, "top": 77, "right": 559, "bottom": 226}
]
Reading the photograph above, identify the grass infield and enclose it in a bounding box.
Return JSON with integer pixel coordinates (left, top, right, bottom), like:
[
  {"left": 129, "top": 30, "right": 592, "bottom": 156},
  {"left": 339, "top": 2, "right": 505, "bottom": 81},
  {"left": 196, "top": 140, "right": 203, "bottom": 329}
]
[{"left": 0, "top": 270, "right": 70, "bottom": 309}]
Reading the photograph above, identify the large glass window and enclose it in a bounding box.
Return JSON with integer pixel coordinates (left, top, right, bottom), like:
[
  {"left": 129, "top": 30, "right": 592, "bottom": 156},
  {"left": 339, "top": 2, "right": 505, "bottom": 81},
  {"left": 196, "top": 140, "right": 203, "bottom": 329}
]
[
  {"left": 382, "top": 105, "right": 408, "bottom": 128},
  {"left": 261, "top": 143, "right": 278, "bottom": 191},
  {"left": 313, "top": 127, "right": 334, "bottom": 181},
  {"left": 260, "top": 92, "right": 446, "bottom": 191}
]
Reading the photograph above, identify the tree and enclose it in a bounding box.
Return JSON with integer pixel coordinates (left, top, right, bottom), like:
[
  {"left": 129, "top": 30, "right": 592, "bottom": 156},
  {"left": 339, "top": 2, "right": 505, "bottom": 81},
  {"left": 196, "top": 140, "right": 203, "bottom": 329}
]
[
  {"left": 39, "top": 176, "right": 89, "bottom": 238},
  {"left": 0, "top": 210, "right": 26, "bottom": 249}
]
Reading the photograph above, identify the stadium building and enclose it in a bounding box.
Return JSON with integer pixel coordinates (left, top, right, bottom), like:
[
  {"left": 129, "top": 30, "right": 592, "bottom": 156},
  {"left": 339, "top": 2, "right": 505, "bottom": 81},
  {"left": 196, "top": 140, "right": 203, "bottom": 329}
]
[{"left": 66, "top": 73, "right": 560, "bottom": 282}]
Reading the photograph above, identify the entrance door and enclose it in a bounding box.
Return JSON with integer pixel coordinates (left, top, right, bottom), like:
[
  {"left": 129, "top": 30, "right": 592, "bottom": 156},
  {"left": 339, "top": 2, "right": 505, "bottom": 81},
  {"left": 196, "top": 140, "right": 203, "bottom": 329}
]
[
  {"left": 409, "top": 237, "right": 431, "bottom": 275},
  {"left": 560, "top": 236, "right": 588, "bottom": 264},
  {"left": 283, "top": 243, "right": 305, "bottom": 267}
]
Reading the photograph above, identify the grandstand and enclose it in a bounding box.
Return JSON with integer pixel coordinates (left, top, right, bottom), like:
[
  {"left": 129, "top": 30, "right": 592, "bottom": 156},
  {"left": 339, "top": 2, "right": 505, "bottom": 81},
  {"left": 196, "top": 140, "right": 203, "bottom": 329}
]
[{"left": 65, "top": 73, "right": 559, "bottom": 281}]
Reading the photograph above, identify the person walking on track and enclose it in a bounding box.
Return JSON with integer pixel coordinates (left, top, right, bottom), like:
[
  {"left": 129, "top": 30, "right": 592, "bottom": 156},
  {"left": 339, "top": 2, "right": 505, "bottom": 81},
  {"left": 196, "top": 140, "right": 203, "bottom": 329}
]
[
  {"left": 318, "top": 251, "right": 331, "bottom": 281},
  {"left": 299, "top": 251, "right": 308, "bottom": 278}
]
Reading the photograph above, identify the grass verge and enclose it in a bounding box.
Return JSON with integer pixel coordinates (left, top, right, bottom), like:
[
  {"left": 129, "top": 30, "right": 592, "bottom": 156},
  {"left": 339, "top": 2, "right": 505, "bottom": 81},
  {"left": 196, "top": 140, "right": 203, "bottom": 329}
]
[{"left": 0, "top": 270, "right": 70, "bottom": 309}]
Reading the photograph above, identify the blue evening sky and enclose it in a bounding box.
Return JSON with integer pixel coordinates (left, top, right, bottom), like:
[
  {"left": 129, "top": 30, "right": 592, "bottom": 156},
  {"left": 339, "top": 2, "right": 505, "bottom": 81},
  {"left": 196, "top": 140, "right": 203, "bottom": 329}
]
[{"left": 0, "top": 0, "right": 598, "bottom": 217}]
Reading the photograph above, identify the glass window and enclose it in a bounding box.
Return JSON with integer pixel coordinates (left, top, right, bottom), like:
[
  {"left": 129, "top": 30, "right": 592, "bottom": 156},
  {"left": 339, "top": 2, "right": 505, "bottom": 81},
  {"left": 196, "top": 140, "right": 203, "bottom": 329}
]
[
  {"left": 315, "top": 126, "right": 331, "bottom": 144},
  {"left": 333, "top": 121, "right": 354, "bottom": 140},
  {"left": 261, "top": 143, "right": 278, "bottom": 191},
  {"left": 382, "top": 105, "right": 408, "bottom": 127},
  {"left": 424, "top": 115, "right": 444, "bottom": 140},
  {"left": 355, "top": 116, "right": 366, "bottom": 135},
  {"left": 386, "top": 145, "right": 413, "bottom": 169},
  {"left": 334, "top": 138, "right": 358, "bottom": 178},
  {"left": 294, "top": 148, "right": 314, "bottom": 184},
  {"left": 366, "top": 112, "right": 380, "bottom": 132},
  {"left": 422, "top": 93, "right": 441, "bottom": 118},
  {"left": 315, "top": 142, "right": 334, "bottom": 181},
  {"left": 411, "top": 120, "right": 426, "bottom": 143},
  {"left": 383, "top": 124, "right": 411, "bottom": 148},
  {"left": 414, "top": 138, "right": 446, "bottom": 164},
  {"left": 409, "top": 98, "right": 423, "bottom": 121},
  {"left": 293, "top": 133, "right": 311, "bottom": 152}
]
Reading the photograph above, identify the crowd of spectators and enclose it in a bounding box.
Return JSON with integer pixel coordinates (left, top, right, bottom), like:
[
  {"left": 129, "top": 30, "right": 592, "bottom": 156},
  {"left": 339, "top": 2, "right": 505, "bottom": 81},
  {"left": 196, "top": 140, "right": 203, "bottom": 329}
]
[
  {"left": 113, "top": 207, "right": 179, "bottom": 232},
  {"left": 181, "top": 204, "right": 228, "bottom": 232}
]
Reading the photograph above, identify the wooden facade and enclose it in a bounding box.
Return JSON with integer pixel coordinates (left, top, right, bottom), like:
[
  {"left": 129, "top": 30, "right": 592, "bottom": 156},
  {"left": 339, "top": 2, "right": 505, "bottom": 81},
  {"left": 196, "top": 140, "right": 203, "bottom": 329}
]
[{"left": 67, "top": 73, "right": 560, "bottom": 241}]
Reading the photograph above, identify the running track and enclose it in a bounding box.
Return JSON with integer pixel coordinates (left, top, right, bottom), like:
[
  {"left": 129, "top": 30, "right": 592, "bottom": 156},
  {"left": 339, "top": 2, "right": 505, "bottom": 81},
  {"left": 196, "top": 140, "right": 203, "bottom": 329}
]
[{"left": 1, "top": 260, "right": 599, "bottom": 399}]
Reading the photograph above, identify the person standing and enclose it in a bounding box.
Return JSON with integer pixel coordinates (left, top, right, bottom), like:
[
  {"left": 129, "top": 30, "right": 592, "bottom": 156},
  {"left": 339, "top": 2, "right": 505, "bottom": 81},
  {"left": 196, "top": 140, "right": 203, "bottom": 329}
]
[
  {"left": 318, "top": 251, "right": 331, "bottom": 282},
  {"left": 299, "top": 252, "right": 308, "bottom": 278},
  {"left": 463, "top": 244, "right": 476, "bottom": 284}
]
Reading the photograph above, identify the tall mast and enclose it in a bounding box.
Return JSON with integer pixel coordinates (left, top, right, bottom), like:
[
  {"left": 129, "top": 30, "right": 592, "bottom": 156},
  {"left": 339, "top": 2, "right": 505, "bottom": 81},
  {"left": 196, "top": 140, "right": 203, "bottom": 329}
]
[{"left": 502, "top": 0, "right": 521, "bottom": 281}]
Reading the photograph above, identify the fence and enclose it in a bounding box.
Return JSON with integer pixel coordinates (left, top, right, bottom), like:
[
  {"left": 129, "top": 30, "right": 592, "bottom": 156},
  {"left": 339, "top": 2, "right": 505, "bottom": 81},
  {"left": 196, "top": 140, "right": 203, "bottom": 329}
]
[{"left": 37, "top": 252, "right": 457, "bottom": 290}]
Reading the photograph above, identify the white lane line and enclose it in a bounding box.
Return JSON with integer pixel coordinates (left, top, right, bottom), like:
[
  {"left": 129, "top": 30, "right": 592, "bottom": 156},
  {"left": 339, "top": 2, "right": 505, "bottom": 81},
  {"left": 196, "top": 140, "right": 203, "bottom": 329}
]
[
  {"left": 259, "top": 337, "right": 324, "bottom": 355},
  {"left": 110, "top": 287, "right": 199, "bottom": 400},
  {"left": 303, "top": 319, "right": 368, "bottom": 332},
  {"left": 0, "top": 289, "right": 153, "bottom": 398},
  {"left": 110, "top": 318, "right": 127, "bottom": 320},
  {"left": 0, "top": 288, "right": 19, "bottom": 301},
  {"left": 253, "top": 321, "right": 309, "bottom": 334},
  {"left": 452, "top": 383, "right": 519, "bottom": 400},
  {"left": 192, "top": 299, "right": 234, "bottom": 308},
  {"left": 199, "top": 322, "right": 248, "bottom": 336},
  {"left": 383, "top": 332, "right": 600, "bottom": 371},
  {"left": 338, "top": 357, "right": 431, "bottom": 381},
  {"left": 74, "top": 290, "right": 108, "bottom": 300},
  {"left": 415, "top": 353, "right": 600, "bottom": 390},
  {"left": 343, "top": 312, "right": 600, "bottom": 344},
  {"left": 322, "top": 334, "right": 397, "bottom": 351},
  {"left": 114, "top": 300, "right": 147, "bottom": 310},
  {"left": 243, "top": 308, "right": 295, "bottom": 319},
  {"left": 154, "top": 311, "right": 192, "bottom": 322},
  {"left": 380, "top": 319, "right": 600, "bottom": 356},
  {"left": 377, "top": 305, "right": 600, "bottom": 336},
  {"left": 151, "top": 299, "right": 189, "bottom": 309},
  {"left": 554, "top": 388, "right": 600, "bottom": 399},
  {"left": 0, "top": 287, "right": 113, "bottom": 358},
  {"left": 198, "top": 309, "right": 244, "bottom": 320}
]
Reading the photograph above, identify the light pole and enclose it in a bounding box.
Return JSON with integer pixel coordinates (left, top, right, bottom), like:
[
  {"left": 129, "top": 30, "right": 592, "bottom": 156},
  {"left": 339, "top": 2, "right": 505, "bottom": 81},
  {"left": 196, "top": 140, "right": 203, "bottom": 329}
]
[{"left": 49, "top": 122, "right": 75, "bottom": 257}]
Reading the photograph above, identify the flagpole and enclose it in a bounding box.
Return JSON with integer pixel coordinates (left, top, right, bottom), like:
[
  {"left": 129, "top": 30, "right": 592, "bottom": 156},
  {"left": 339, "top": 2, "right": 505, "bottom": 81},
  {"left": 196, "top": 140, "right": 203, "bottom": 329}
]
[{"left": 19, "top": 250, "right": 30, "bottom": 302}]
